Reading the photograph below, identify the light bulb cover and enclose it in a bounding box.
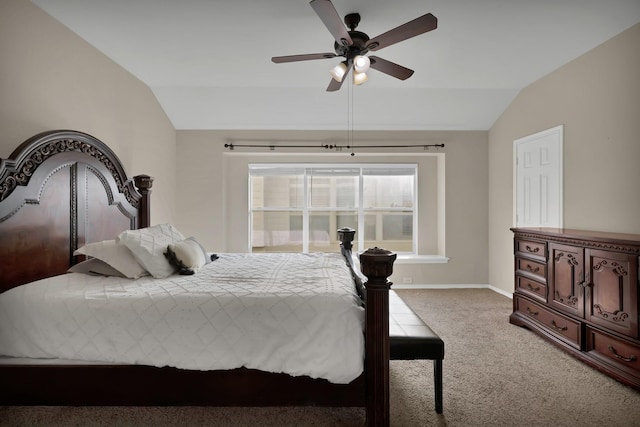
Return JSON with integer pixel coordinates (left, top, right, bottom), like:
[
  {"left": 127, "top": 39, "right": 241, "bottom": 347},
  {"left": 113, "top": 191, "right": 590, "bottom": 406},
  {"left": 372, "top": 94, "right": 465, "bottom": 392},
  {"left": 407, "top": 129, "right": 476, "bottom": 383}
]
[
  {"left": 353, "top": 55, "right": 371, "bottom": 73},
  {"left": 329, "top": 62, "right": 348, "bottom": 82},
  {"left": 353, "top": 71, "right": 368, "bottom": 85}
]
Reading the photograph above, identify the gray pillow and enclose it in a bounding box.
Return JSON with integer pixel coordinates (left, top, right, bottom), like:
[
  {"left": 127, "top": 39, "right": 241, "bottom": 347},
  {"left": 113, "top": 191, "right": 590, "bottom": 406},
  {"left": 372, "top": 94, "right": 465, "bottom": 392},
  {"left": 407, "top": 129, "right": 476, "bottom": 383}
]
[{"left": 165, "top": 237, "right": 210, "bottom": 275}]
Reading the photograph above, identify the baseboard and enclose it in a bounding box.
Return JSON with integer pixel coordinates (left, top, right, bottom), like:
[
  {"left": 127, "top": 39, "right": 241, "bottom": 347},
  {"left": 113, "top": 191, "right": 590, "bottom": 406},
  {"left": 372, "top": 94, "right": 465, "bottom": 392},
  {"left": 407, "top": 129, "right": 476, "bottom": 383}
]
[{"left": 392, "top": 283, "right": 513, "bottom": 299}]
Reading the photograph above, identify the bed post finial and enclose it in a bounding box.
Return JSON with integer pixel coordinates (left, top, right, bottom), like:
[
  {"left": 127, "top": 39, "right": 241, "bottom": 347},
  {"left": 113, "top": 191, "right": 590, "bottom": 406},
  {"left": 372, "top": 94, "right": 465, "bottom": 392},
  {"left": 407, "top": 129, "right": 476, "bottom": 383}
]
[
  {"left": 134, "top": 174, "right": 153, "bottom": 228},
  {"left": 360, "top": 247, "right": 396, "bottom": 427},
  {"left": 337, "top": 227, "right": 355, "bottom": 251}
]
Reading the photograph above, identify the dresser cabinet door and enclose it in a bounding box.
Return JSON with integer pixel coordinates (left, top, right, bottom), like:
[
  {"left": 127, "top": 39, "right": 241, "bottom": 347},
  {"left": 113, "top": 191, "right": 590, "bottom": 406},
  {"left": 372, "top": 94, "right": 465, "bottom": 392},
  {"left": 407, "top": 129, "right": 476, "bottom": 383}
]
[
  {"left": 548, "top": 243, "right": 584, "bottom": 318},
  {"left": 585, "top": 249, "right": 638, "bottom": 339}
]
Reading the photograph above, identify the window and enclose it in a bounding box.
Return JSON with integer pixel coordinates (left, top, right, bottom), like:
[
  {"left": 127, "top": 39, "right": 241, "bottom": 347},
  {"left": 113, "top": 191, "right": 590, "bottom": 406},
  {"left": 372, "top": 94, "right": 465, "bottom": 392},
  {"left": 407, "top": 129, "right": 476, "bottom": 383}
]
[{"left": 249, "top": 164, "right": 417, "bottom": 254}]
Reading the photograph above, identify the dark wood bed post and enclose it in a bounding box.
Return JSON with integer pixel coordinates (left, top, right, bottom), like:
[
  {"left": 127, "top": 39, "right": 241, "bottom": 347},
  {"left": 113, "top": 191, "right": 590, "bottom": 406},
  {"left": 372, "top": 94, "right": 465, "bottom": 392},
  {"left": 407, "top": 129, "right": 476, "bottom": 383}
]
[
  {"left": 338, "top": 228, "right": 396, "bottom": 427},
  {"left": 360, "top": 247, "right": 395, "bottom": 427},
  {"left": 133, "top": 174, "right": 153, "bottom": 228}
]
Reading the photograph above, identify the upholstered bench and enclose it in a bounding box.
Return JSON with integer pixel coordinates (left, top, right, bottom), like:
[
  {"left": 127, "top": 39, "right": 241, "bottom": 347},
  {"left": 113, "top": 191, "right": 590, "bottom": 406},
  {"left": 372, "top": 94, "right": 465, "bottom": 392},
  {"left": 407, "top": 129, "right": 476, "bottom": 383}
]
[{"left": 389, "top": 290, "right": 445, "bottom": 414}]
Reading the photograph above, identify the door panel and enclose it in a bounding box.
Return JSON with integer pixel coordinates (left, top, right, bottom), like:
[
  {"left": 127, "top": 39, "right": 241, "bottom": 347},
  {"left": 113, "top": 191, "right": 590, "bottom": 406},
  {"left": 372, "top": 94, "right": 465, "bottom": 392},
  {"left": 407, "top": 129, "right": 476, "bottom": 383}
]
[{"left": 514, "top": 125, "right": 563, "bottom": 227}]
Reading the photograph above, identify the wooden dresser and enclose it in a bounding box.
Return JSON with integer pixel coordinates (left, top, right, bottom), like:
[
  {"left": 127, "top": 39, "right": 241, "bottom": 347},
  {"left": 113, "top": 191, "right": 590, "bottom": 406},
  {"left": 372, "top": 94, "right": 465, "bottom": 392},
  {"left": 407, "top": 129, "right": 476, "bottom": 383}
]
[{"left": 510, "top": 227, "right": 640, "bottom": 390}]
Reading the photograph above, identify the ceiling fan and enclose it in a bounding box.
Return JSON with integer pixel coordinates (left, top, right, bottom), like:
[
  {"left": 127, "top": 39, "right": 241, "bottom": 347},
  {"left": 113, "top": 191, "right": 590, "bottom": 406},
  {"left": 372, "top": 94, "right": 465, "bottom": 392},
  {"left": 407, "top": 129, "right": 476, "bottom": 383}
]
[{"left": 271, "top": 0, "right": 438, "bottom": 92}]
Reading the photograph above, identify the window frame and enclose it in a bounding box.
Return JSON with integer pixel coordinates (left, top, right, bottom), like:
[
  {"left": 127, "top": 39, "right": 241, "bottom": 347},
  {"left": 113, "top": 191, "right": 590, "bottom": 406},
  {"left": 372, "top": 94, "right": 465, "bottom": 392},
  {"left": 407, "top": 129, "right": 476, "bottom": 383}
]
[{"left": 248, "top": 163, "right": 418, "bottom": 254}]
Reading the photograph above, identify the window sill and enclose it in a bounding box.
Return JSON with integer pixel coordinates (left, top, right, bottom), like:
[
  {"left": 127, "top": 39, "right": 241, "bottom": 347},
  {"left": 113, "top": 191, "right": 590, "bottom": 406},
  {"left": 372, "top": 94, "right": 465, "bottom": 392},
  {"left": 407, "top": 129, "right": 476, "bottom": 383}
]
[{"left": 395, "top": 254, "right": 450, "bottom": 264}]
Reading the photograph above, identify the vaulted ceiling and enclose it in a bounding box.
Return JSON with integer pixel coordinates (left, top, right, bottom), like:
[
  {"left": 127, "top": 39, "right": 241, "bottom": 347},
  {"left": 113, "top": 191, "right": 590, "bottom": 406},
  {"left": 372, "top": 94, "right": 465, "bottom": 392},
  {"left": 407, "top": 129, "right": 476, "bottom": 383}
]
[{"left": 32, "top": 0, "right": 640, "bottom": 131}]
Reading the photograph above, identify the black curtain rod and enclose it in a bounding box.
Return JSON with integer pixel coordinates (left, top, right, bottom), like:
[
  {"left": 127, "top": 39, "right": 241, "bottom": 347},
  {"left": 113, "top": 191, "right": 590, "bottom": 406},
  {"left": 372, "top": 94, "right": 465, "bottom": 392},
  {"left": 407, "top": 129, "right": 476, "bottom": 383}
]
[{"left": 224, "top": 143, "right": 445, "bottom": 151}]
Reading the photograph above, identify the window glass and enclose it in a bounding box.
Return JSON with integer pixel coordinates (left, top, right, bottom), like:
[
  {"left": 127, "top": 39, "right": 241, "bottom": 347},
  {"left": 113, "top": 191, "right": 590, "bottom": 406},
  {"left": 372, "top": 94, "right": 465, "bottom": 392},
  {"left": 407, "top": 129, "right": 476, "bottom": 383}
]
[
  {"left": 308, "top": 169, "right": 358, "bottom": 208},
  {"left": 251, "top": 211, "right": 302, "bottom": 252},
  {"left": 308, "top": 214, "right": 332, "bottom": 252},
  {"left": 363, "top": 174, "right": 413, "bottom": 209},
  {"left": 249, "top": 164, "right": 417, "bottom": 254},
  {"left": 250, "top": 172, "right": 303, "bottom": 209}
]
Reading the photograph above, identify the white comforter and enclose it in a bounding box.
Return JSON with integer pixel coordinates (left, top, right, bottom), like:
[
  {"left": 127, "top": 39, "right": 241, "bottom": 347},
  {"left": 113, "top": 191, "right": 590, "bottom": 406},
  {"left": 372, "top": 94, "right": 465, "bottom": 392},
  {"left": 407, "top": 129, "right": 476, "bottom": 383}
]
[{"left": 0, "top": 253, "right": 364, "bottom": 384}]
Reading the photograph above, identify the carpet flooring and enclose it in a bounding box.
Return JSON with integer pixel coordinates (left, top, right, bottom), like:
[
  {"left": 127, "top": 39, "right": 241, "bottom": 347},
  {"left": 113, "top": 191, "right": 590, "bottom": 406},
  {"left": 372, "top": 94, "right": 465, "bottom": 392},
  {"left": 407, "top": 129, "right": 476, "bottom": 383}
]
[{"left": 2, "top": 288, "right": 639, "bottom": 426}]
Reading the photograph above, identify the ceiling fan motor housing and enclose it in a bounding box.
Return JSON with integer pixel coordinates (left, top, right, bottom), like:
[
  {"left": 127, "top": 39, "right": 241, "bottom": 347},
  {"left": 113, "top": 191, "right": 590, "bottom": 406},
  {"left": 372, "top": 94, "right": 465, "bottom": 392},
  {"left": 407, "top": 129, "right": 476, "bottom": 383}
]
[
  {"left": 334, "top": 30, "right": 370, "bottom": 60},
  {"left": 331, "top": 12, "right": 370, "bottom": 61}
]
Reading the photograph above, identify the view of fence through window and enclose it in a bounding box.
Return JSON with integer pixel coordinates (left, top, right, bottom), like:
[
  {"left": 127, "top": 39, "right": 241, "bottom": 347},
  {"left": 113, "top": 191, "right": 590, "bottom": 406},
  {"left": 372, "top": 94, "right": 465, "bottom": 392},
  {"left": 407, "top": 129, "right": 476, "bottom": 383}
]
[{"left": 249, "top": 164, "right": 417, "bottom": 253}]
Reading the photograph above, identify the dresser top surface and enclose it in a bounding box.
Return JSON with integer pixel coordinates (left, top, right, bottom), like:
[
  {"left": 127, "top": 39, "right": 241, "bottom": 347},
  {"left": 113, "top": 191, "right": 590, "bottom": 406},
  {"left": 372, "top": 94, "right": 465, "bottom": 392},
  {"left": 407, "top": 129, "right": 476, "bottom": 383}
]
[{"left": 511, "top": 227, "right": 640, "bottom": 246}]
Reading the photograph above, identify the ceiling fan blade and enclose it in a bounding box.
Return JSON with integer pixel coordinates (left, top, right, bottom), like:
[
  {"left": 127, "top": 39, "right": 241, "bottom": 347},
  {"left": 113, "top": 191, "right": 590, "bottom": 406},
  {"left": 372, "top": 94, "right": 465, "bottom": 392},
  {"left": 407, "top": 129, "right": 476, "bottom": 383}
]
[
  {"left": 326, "top": 78, "right": 343, "bottom": 92},
  {"left": 326, "top": 63, "right": 353, "bottom": 92},
  {"left": 366, "top": 13, "right": 437, "bottom": 51},
  {"left": 310, "top": 0, "right": 353, "bottom": 47},
  {"left": 368, "top": 56, "right": 414, "bottom": 80},
  {"left": 271, "top": 53, "right": 337, "bottom": 63}
]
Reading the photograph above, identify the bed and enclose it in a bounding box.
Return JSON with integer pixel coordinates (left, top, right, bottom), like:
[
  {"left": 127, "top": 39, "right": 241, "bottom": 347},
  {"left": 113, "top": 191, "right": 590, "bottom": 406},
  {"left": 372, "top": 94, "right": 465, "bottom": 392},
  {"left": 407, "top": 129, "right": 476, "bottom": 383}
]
[{"left": 0, "top": 130, "right": 396, "bottom": 426}]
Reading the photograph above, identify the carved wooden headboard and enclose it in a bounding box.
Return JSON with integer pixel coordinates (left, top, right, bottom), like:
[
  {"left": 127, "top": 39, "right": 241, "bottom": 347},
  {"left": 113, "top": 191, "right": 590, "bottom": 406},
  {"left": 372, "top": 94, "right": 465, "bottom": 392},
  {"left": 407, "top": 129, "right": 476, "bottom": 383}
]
[{"left": 0, "top": 130, "right": 152, "bottom": 292}]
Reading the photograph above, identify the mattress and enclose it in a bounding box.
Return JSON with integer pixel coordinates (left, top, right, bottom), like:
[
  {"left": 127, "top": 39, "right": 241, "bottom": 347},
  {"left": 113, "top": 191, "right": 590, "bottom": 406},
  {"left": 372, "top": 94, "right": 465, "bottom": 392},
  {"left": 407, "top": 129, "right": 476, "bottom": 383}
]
[{"left": 0, "top": 253, "right": 364, "bottom": 384}]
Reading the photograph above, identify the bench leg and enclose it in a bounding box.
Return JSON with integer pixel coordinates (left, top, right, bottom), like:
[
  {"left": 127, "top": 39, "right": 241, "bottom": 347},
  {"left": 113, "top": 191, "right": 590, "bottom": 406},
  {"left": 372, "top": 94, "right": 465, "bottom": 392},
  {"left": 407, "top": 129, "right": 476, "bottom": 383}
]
[{"left": 433, "top": 359, "right": 443, "bottom": 414}]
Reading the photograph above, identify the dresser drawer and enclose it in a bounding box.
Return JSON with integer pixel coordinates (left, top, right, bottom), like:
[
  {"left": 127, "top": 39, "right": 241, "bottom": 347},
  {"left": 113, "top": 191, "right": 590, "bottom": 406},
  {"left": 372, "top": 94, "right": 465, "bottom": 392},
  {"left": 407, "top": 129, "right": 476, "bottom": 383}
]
[
  {"left": 516, "top": 258, "right": 547, "bottom": 283},
  {"left": 516, "top": 276, "right": 547, "bottom": 302},
  {"left": 585, "top": 326, "right": 640, "bottom": 378},
  {"left": 514, "top": 295, "right": 581, "bottom": 348},
  {"left": 516, "top": 239, "right": 547, "bottom": 261}
]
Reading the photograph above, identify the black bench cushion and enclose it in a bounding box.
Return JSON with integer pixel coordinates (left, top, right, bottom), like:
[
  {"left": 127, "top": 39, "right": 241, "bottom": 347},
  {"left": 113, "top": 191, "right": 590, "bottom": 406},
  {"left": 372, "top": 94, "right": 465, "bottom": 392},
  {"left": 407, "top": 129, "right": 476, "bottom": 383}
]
[{"left": 389, "top": 290, "right": 444, "bottom": 360}]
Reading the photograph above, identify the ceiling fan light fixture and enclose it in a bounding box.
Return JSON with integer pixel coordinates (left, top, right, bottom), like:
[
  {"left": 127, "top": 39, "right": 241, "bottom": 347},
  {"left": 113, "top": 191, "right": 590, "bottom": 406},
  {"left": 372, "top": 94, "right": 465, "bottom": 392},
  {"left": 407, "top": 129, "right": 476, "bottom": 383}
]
[
  {"left": 271, "top": 1, "right": 438, "bottom": 92},
  {"left": 329, "top": 61, "right": 348, "bottom": 82},
  {"left": 353, "top": 70, "right": 368, "bottom": 85},
  {"left": 353, "top": 55, "right": 370, "bottom": 73}
]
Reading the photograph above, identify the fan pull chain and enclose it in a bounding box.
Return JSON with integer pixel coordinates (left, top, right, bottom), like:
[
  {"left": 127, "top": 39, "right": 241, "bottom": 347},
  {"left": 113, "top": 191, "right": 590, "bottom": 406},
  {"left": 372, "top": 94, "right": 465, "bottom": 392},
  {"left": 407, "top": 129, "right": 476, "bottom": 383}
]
[
  {"left": 349, "top": 73, "right": 355, "bottom": 156},
  {"left": 345, "top": 73, "right": 350, "bottom": 154}
]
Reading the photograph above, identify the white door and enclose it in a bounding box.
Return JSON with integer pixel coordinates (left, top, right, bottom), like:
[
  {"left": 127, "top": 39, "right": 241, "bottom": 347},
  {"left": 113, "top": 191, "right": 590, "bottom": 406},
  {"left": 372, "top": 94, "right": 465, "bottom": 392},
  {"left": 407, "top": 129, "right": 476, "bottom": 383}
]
[{"left": 514, "top": 125, "right": 563, "bottom": 228}]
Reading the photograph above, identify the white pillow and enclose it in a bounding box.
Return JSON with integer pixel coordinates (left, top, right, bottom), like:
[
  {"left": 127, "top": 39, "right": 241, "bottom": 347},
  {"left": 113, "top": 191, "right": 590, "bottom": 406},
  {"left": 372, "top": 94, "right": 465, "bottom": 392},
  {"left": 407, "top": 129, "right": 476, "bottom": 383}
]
[
  {"left": 166, "top": 237, "right": 210, "bottom": 274},
  {"left": 118, "top": 224, "right": 185, "bottom": 278},
  {"left": 74, "top": 240, "right": 147, "bottom": 279},
  {"left": 68, "top": 258, "right": 126, "bottom": 278}
]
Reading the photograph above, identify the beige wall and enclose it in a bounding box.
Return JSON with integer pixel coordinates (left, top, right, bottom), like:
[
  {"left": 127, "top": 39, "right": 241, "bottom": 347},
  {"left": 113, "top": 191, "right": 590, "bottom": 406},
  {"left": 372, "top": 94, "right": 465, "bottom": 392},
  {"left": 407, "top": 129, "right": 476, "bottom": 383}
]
[
  {"left": 176, "top": 130, "right": 489, "bottom": 285},
  {"left": 488, "top": 23, "right": 640, "bottom": 294},
  {"left": 0, "top": 0, "right": 177, "bottom": 225},
  {"left": 9, "top": 0, "right": 635, "bottom": 291},
  {"left": 1, "top": 0, "right": 489, "bottom": 286}
]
